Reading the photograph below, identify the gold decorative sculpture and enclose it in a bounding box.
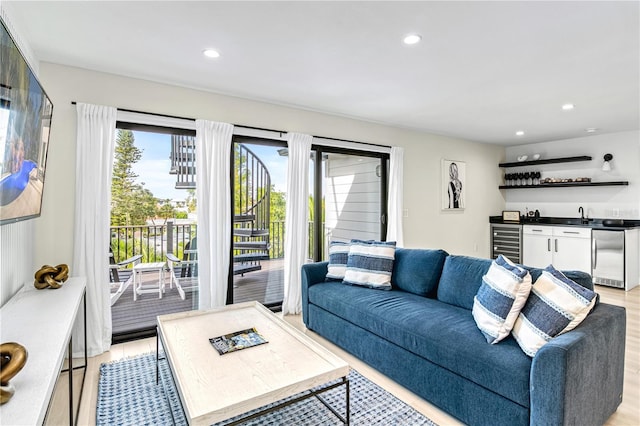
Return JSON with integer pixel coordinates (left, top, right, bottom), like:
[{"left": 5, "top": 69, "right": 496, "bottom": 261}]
[
  {"left": 34, "top": 264, "right": 69, "bottom": 289},
  {"left": 0, "top": 342, "right": 28, "bottom": 404}
]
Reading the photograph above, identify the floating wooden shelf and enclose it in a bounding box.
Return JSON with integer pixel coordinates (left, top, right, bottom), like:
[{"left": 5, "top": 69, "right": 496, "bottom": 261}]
[
  {"left": 499, "top": 181, "right": 629, "bottom": 189},
  {"left": 499, "top": 155, "right": 592, "bottom": 168}
]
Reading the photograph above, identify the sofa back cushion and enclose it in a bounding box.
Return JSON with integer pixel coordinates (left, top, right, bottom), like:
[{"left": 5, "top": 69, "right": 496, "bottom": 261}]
[
  {"left": 437, "top": 255, "right": 596, "bottom": 311},
  {"left": 437, "top": 255, "right": 492, "bottom": 310},
  {"left": 391, "top": 248, "right": 448, "bottom": 297}
]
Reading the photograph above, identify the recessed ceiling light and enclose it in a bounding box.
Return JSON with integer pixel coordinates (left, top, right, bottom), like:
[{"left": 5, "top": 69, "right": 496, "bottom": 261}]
[
  {"left": 403, "top": 34, "right": 422, "bottom": 45},
  {"left": 562, "top": 103, "right": 575, "bottom": 110},
  {"left": 515, "top": 130, "right": 525, "bottom": 136},
  {"left": 585, "top": 128, "right": 598, "bottom": 133},
  {"left": 203, "top": 49, "right": 220, "bottom": 58}
]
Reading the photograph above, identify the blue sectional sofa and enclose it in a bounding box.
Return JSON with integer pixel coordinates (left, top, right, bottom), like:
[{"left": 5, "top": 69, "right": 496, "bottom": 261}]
[{"left": 301, "top": 248, "right": 626, "bottom": 426}]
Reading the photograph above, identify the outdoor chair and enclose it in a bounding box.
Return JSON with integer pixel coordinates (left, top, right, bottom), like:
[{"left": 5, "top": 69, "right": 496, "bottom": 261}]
[
  {"left": 166, "top": 239, "right": 198, "bottom": 300},
  {"left": 109, "top": 249, "right": 143, "bottom": 306}
]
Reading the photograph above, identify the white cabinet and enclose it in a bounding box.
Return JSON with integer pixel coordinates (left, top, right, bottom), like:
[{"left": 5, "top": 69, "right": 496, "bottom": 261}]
[
  {"left": 0, "top": 278, "right": 87, "bottom": 425},
  {"left": 522, "top": 225, "right": 552, "bottom": 268},
  {"left": 523, "top": 225, "right": 592, "bottom": 273},
  {"left": 624, "top": 229, "right": 639, "bottom": 291}
]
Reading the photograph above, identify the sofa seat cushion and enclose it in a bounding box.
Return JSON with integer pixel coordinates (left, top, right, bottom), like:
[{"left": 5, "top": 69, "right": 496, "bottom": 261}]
[{"left": 308, "top": 282, "right": 532, "bottom": 407}]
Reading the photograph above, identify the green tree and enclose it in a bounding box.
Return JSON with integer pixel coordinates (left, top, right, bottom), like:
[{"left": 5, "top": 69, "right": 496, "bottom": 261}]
[
  {"left": 157, "top": 198, "right": 177, "bottom": 222},
  {"left": 136, "top": 187, "right": 158, "bottom": 222},
  {"left": 111, "top": 130, "right": 158, "bottom": 225},
  {"left": 186, "top": 189, "right": 197, "bottom": 213},
  {"left": 270, "top": 187, "right": 286, "bottom": 221},
  {"left": 233, "top": 145, "right": 250, "bottom": 215}
]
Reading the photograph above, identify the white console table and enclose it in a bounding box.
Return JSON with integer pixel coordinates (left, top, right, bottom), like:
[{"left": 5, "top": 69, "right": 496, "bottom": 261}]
[{"left": 0, "top": 277, "right": 87, "bottom": 425}]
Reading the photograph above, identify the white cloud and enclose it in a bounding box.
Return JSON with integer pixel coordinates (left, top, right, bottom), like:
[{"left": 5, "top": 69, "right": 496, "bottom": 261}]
[{"left": 132, "top": 159, "right": 187, "bottom": 200}]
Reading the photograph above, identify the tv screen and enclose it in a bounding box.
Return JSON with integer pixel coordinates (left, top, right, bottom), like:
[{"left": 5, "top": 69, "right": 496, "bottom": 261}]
[{"left": 0, "top": 18, "right": 53, "bottom": 225}]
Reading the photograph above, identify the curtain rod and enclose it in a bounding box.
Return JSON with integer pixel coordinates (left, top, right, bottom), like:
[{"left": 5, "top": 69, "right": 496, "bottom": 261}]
[{"left": 71, "top": 101, "right": 392, "bottom": 149}]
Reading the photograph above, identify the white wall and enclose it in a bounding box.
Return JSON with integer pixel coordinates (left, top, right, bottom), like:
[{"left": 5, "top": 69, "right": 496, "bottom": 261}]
[
  {"left": 504, "top": 131, "right": 640, "bottom": 219},
  {"left": 325, "top": 154, "right": 381, "bottom": 244},
  {"left": 32, "top": 62, "right": 504, "bottom": 272}
]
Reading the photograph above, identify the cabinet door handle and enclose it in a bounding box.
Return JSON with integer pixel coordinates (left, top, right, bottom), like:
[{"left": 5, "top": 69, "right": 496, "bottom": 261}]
[
  {"left": 592, "top": 238, "right": 598, "bottom": 269},
  {"left": 562, "top": 231, "right": 580, "bottom": 235},
  {"left": 555, "top": 239, "right": 558, "bottom": 252},
  {"left": 547, "top": 238, "right": 551, "bottom": 252},
  {"left": 532, "top": 229, "right": 543, "bottom": 232}
]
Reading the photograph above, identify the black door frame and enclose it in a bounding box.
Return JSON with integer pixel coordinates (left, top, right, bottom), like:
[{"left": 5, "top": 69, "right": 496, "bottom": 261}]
[
  {"left": 228, "top": 135, "right": 287, "bottom": 309},
  {"left": 310, "top": 145, "right": 389, "bottom": 262}
]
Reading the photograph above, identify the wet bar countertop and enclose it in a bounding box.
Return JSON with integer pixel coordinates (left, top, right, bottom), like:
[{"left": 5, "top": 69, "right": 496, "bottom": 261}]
[{"left": 490, "top": 216, "right": 640, "bottom": 230}]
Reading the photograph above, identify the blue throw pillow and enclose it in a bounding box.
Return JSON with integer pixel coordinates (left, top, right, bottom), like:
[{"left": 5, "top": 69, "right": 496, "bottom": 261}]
[
  {"left": 472, "top": 255, "right": 532, "bottom": 344},
  {"left": 512, "top": 264, "right": 598, "bottom": 357},
  {"left": 326, "top": 240, "right": 350, "bottom": 280},
  {"left": 343, "top": 240, "right": 396, "bottom": 290}
]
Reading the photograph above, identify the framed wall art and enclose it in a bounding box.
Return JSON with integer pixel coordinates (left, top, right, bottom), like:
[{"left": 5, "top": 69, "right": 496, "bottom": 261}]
[{"left": 442, "top": 159, "right": 465, "bottom": 210}]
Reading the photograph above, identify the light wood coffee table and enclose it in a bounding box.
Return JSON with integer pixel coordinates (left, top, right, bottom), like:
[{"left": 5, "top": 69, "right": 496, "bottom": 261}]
[{"left": 156, "top": 301, "right": 350, "bottom": 425}]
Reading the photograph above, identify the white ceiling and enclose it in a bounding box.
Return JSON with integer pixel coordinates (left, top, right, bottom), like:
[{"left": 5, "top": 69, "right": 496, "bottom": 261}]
[{"left": 5, "top": 1, "right": 639, "bottom": 145}]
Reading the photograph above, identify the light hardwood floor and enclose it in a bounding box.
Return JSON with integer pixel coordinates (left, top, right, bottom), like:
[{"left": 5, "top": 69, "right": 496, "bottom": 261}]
[{"left": 46, "top": 284, "right": 639, "bottom": 425}]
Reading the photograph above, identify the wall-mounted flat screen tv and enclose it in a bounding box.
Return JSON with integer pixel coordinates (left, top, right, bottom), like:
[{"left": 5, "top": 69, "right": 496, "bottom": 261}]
[{"left": 0, "top": 18, "right": 53, "bottom": 225}]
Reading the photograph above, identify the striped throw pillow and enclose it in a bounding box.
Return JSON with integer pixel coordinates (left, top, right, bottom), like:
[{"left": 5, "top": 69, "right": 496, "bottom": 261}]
[
  {"left": 512, "top": 264, "right": 598, "bottom": 357},
  {"left": 326, "top": 241, "right": 350, "bottom": 280},
  {"left": 472, "top": 255, "right": 532, "bottom": 344},
  {"left": 343, "top": 240, "right": 396, "bottom": 290}
]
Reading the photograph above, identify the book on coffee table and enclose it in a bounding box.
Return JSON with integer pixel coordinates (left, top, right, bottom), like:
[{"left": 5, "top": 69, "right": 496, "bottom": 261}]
[{"left": 209, "top": 327, "right": 268, "bottom": 355}]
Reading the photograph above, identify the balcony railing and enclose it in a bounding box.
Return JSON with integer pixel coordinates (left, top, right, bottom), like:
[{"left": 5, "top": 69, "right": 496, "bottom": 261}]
[
  {"left": 110, "top": 221, "right": 197, "bottom": 264},
  {"left": 110, "top": 220, "right": 324, "bottom": 264}
]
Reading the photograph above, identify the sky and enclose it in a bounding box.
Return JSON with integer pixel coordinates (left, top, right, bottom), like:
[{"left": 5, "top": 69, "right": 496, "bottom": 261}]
[
  {"left": 128, "top": 131, "right": 288, "bottom": 202},
  {"left": 130, "top": 130, "right": 180, "bottom": 200},
  {"left": 246, "top": 144, "right": 288, "bottom": 192}
]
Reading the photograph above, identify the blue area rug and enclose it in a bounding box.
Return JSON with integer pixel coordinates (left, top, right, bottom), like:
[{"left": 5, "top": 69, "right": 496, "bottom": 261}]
[{"left": 97, "top": 353, "right": 437, "bottom": 425}]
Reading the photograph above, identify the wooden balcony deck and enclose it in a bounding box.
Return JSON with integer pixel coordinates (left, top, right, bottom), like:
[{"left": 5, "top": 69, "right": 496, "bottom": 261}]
[{"left": 111, "top": 258, "right": 284, "bottom": 337}]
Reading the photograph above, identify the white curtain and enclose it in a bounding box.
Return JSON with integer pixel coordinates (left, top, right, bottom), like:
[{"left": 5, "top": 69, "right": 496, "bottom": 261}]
[
  {"left": 72, "top": 103, "right": 117, "bottom": 356},
  {"left": 195, "top": 120, "right": 234, "bottom": 309},
  {"left": 387, "top": 146, "right": 404, "bottom": 247},
  {"left": 283, "top": 133, "right": 312, "bottom": 315}
]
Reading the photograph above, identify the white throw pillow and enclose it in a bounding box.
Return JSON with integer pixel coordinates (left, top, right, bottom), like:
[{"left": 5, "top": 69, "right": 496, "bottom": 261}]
[
  {"left": 472, "top": 255, "right": 532, "bottom": 344},
  {"left": 326, "top": 241, "right": 350, "bottom": 280},
  {"left": 343, "top": 239, "right": 396, "bottom": 290},
  {"left": 511, "top": 264, "right": 598, "bottom": 357}
]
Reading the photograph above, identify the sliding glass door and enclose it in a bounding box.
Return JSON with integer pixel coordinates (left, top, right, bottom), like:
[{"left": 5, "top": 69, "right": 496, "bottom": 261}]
[
  {"left": 228, "top": 137, "right": 389, "bottom": 310},
  {"left": 229, "top": 136, "right": 287, "bottom": 309},
  {"left": 110, "top": 125, "right": 198, "bottom": 343},
  {"left": 310, "top": 147, "right": 388, "bottom": 262}
]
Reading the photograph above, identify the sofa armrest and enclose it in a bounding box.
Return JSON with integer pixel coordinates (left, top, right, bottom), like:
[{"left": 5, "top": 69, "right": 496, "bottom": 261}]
[
  {"left": 301, "top": 261, "right": 329, "bottom": 326},
  {"left": 530, "top": 303, "right": 626, "bottom": 426}
]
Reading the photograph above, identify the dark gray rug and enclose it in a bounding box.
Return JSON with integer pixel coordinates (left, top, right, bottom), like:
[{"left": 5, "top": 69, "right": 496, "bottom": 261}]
[{"left": 97, "top": 353, "right": 437, "bottom": 425}]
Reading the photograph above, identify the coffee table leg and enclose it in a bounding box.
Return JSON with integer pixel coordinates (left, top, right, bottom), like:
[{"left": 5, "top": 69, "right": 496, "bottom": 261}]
[
  {"left": 156, "top": 327, "right": 159, "bottom": 384},
  {"left": 345, "top": 377, "right": 350, "bottom": 425}
]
